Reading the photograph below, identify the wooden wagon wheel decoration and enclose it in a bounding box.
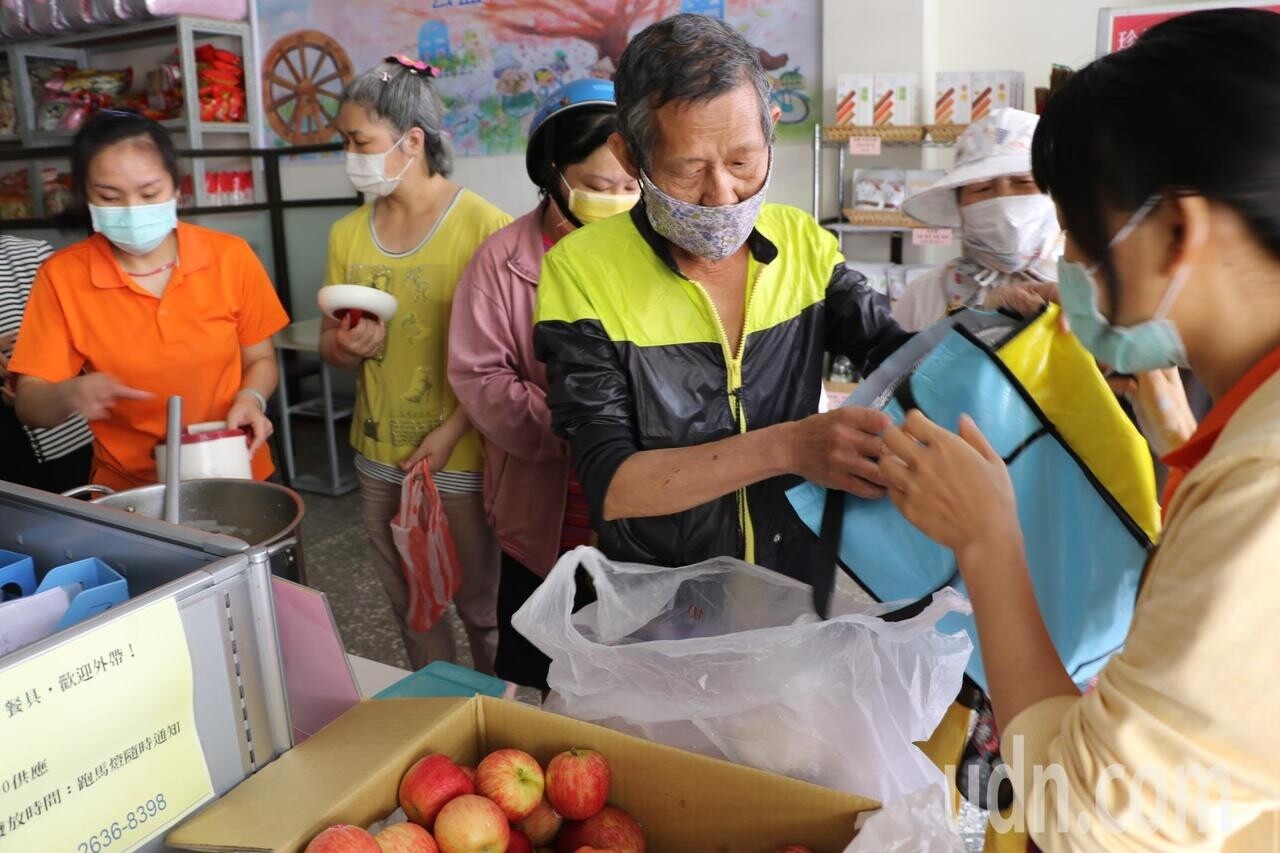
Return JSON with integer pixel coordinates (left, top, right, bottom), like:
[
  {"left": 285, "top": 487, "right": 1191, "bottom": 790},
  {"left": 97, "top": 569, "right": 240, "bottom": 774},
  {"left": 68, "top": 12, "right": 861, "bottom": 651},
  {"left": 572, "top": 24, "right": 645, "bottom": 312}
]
[{"left": 263, "top": 30, "right": 354, "bottom": 145}]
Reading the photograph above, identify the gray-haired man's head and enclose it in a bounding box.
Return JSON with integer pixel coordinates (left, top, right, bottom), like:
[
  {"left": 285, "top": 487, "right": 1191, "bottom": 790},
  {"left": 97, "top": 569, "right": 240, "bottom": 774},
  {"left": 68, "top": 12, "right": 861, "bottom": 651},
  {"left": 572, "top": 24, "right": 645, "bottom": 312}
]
[{"left": 614, "top": 14, "right": 773, "bottom": 174}]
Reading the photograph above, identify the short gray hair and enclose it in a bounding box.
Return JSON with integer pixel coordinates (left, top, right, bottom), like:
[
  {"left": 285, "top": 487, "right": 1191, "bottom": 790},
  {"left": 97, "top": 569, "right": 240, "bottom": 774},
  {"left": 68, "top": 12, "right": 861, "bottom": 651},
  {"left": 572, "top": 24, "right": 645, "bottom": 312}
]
[
  {"left": 615, "top": 14, "right": 772, "bottom": 172},
  {"left": 343, "top": 62, "right": 454, "bottom": 177}
]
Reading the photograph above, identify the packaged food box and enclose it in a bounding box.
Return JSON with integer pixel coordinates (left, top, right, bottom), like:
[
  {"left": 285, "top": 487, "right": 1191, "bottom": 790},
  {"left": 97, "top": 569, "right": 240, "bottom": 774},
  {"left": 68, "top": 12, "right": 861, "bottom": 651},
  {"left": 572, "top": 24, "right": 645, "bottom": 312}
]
[
  {"left": 167, "top": 696, "right": 880, "bottom": 853},
  {"left": 872, "top": 73, "right": 918, "bottom": 127},
  {"left": 835, "top": 73, "right": 875, "bottom": 126},
  {"left": 934, "top": 72, "right": 972, "bottom": 125},
  {"left": 971, "top": 71, "right": 1025, "bottom": 120}
]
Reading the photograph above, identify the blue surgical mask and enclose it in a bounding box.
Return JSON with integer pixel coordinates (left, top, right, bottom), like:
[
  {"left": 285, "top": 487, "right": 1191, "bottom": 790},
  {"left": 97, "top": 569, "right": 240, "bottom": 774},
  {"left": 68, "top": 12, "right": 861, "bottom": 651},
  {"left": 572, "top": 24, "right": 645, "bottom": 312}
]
[
  {"left": 89, "top": 199, "right": 178, "bottom": 256},
  {"left": 1057, "top": 196, "right": 1190, "bottom": 373}
]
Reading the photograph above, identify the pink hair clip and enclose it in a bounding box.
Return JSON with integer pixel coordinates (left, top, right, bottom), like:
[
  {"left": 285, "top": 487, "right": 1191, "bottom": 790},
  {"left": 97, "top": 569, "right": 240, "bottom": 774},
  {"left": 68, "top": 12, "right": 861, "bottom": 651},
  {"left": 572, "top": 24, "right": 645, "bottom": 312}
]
[{"left": 384, "top": 54, "right": 441, "bottom": 78}]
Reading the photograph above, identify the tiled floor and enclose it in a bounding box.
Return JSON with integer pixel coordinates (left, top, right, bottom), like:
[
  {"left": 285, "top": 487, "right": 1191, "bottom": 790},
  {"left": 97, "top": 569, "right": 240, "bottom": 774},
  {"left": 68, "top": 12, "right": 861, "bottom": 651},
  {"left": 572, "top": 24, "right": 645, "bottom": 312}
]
[{"left": 288, "top": 419, "right": 473, "bottom": 672}]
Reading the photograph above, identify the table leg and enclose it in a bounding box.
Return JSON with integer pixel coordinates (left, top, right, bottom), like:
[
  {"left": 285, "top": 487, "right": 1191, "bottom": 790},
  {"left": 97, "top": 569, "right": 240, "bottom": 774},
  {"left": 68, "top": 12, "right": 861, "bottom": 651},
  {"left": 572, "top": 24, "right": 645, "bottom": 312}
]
[
  {"left": 276, "top": 348, "right": 297, "bottom": 485},
  {"left": 320, "top": 361, "right": 341, "bottom": 493}
]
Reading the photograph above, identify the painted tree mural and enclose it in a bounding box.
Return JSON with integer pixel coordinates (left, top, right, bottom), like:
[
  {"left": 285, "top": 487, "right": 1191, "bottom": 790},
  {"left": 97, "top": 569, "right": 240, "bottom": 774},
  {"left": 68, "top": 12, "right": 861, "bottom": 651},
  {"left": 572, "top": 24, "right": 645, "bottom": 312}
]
[{"left": 481, "top": 0, "right": 683, "bottom": 66}]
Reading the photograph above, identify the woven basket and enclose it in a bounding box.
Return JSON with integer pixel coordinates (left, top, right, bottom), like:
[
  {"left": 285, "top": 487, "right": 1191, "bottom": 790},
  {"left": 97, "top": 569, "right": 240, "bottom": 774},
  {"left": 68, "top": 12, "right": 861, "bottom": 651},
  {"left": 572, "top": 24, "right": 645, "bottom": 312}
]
[
  {"left": 824, "top": 124, "right": 927, "bottom": 143},
  {"left": 841, "top": 209, "right": 928, "bottom": 229},
  {"left": 925, "top": 124, "right": 967, "bottom": 144}
]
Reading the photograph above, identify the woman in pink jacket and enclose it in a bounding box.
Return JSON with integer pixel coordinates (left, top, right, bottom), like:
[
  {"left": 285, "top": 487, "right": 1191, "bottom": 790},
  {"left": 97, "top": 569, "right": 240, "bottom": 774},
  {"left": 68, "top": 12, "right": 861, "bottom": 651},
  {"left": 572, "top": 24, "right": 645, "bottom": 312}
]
[{"left": 449, "top": 80, "right": 639, "bottom": 690}]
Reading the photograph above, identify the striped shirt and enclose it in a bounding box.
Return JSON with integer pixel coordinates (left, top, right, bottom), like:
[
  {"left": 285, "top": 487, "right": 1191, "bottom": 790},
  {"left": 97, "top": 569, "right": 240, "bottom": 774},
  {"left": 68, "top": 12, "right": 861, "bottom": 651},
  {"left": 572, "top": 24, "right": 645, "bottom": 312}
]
[
  {"left": 0, "top": 236, "right": 94, "bottom": 463},
  {"left": 353, "top": 453, "right": 483, "bottom": 494}
]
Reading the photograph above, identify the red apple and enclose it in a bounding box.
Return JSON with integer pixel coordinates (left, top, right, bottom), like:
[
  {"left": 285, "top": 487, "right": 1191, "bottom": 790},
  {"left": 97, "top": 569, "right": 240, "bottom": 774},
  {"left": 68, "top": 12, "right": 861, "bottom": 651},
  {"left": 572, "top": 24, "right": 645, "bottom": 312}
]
[
  {"left": 305, "top": 824, "right": 380, "bottom": 852},
  {"left": 507, "top": 828, "right": 534, "bottom": 853},
  {"left": 574, "top": 849, "right": 618, "bottom": 853},
  {"left": 515, "top": 798, "right": 563, "bottom": 846},
  {"left": 399, "top": 754, "right": 476, "bottom": 829},
  {"left": 375, "top": 823, "right": 439, "bottom": 852},
  {"left": 775, "top": 847, "right": 814, "bottom": 853},
  {"left": 544, "top": 749, "right": 610, "bottom": 821},
  {"left": 555, "top": 806, "right": 644, "bottom": 853},
  {"left": 474, "top": 748, "right": 545, "bottom": 821},
  {"left": 433, "top": 795, "right": 510, "bottom": 853},
  {"left": 460, "top": 766, "right": 477, "bottom": 784}
]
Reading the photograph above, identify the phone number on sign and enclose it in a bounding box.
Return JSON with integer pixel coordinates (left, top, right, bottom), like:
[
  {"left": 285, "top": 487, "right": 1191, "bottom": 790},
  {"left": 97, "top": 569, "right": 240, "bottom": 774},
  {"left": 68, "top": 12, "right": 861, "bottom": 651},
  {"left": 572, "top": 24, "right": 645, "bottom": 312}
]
[{"left": 78, "top": 794, "right": 167, "bottom": 853}]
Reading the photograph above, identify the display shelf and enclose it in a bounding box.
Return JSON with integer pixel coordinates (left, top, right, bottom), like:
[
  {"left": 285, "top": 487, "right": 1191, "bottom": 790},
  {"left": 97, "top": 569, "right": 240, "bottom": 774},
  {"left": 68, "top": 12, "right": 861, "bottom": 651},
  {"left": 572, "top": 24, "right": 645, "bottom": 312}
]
[
  {"left": 199, "top": 121, "right": 254, "bottom": 135},
  {"left": 821, "top": 124, "right": 964, "bottom": 146},
  {"left": 842, "top": 209, "right": 928, "bottom": 229},
  {"left": 826, "top": 222, "right": 918, "bottom": 234},
  {"left": 2, "top": 16, "right": 263, "bottom": 213}
]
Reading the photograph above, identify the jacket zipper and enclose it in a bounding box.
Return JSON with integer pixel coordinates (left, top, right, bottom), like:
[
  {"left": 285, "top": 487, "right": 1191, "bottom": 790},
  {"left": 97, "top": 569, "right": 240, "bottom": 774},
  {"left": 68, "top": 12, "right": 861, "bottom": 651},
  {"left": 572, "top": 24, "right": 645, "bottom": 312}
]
[{"left": 690, "top": 267, "right": 760, "bottom": 564}]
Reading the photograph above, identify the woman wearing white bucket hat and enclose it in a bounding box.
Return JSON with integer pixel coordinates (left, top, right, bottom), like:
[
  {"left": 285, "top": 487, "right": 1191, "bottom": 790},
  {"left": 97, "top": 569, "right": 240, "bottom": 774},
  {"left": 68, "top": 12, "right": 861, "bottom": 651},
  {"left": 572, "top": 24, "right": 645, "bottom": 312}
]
[{"left": 895, "top": 108, "right": 1062, "bottom": 332}]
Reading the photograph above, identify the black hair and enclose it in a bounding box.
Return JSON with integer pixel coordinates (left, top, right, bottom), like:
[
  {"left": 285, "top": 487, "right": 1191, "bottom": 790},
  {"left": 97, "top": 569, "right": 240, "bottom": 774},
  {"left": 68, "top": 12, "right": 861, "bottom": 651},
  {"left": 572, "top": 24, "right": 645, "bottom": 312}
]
[
  {"left": 528, "top": 106, "right": 619, "bottom": 224},
  {"left": 1033, "top": 8, "right": 1280, "bottom": 294},
  {"left": 614, "top": 14, "right": 771, "bottom": 171},
  {"left": 69, "top": 108, "right": 181, "bottom": 216}
]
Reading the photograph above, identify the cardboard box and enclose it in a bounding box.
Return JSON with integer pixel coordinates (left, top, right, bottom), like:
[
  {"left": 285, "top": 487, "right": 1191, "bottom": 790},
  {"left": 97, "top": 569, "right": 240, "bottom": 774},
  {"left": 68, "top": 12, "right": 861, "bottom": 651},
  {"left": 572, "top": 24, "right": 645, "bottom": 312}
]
[
  {"left": 872, "top": 73, "right": 918, "bottom": 126},
  {"left": 834, "top": 73, "right": 875, "bottom": 126},
  {"left": 933, "top": 72, "right": 972, "bottom": 125},
  {"left": 971, "top": 71, "right": 1025, "bottom": 120},
  {"left": 167, "top": 696, "right": 879, "bottom": 852}
]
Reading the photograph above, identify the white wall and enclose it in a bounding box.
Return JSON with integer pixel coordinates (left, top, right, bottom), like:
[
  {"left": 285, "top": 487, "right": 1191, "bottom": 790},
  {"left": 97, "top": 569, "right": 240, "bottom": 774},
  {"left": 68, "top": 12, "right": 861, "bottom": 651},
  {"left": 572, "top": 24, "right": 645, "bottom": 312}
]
[{"left": 935, "top": 0, "right": 1176, "bottom": 96}]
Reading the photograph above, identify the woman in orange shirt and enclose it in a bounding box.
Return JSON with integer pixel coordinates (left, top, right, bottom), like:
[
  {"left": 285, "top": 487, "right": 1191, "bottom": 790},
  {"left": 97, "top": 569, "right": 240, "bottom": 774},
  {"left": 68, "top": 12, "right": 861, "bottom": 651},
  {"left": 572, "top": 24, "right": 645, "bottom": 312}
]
[{"left": 10, "top": 109, "right": 289, "bottom": 490}]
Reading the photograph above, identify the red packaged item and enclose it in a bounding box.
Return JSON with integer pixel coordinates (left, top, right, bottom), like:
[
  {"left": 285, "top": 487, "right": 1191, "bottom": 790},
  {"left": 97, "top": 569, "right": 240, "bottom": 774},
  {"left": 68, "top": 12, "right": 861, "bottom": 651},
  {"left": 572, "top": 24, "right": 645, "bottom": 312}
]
[
  {"left": 391, "top": 460, "right": 463, "bottom": 631},
  {"left": 204, "top": 171, "right": 222, "bottom": 206}
]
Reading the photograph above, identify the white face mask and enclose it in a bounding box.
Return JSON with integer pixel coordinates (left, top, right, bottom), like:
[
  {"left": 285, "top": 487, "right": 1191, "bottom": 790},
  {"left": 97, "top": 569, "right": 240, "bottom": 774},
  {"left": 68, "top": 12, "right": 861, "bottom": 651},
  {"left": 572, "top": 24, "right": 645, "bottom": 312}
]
[
  {"left": 960, "top": 194, "right": 1061, "bottom": 275},
  {"left": 345, "top": 134, "right": 414, "bottom": 197}
]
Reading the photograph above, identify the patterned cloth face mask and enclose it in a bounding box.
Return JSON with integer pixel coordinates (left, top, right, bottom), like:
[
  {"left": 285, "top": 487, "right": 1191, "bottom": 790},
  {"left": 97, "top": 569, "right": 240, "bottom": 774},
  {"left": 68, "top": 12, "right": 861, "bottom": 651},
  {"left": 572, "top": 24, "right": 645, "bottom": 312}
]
[{"left": 640, "top": 153, "right": 772, "bottom": 261}]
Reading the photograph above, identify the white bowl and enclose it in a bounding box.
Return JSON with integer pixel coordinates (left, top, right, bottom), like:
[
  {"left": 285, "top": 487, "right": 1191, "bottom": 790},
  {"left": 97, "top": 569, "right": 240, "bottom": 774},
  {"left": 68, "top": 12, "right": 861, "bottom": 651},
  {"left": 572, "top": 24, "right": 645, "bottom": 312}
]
[
  {"left": 156, "top": 421, "right": 253, "bottom": 481},
  {"left": 317, "top": 284, "right": 398, "bottom": 323}
]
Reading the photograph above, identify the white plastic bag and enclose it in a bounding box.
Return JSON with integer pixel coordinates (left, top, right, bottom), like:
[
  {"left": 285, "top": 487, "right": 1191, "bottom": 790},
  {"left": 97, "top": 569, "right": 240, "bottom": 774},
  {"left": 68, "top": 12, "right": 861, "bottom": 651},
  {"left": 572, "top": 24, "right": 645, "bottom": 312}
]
[
  {"left": 843, "top": 786, "right": 967, "bottom": 852},
  {"left": 513, "top": 547, "right": 973, "bottom": 805}
]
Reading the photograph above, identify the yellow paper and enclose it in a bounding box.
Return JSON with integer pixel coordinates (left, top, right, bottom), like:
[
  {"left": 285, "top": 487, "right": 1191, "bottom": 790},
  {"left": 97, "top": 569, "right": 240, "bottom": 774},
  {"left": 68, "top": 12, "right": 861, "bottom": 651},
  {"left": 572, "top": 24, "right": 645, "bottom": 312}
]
[{"left": 0, "top": 599, "right": 213, "bottom": 852}]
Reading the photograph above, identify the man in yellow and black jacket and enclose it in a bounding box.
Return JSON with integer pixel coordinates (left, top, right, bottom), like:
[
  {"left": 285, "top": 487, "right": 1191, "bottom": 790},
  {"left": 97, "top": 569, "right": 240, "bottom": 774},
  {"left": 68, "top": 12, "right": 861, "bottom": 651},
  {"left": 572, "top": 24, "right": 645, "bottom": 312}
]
[{"left": 533, "top": 15, "right": 911, "bottom": 579}]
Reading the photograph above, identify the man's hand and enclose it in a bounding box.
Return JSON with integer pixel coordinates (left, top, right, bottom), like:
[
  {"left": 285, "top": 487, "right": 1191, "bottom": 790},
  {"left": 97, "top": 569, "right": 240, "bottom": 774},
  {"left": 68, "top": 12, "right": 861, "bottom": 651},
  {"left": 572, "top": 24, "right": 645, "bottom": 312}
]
[
  {"left": 334, "top": 313, "right": 386, "bottom": 361},
  {"left": 785, "top": 406, "right": 892, "bottom": 499}
]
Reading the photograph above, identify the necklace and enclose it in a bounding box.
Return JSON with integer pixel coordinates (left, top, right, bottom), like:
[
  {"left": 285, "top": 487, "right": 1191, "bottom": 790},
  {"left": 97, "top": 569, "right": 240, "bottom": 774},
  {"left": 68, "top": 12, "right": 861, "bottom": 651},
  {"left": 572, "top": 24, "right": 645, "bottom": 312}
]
[{"left": 129, "top": 258, "right": 179, "bottom": 277}]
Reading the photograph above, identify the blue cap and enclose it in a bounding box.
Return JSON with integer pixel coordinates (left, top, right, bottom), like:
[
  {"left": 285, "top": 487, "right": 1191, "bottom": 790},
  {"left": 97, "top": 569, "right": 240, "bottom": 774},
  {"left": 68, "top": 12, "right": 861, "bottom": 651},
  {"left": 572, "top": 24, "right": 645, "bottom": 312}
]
[{"left": 525, "top": 79, "right": 617, "bottom": 184}]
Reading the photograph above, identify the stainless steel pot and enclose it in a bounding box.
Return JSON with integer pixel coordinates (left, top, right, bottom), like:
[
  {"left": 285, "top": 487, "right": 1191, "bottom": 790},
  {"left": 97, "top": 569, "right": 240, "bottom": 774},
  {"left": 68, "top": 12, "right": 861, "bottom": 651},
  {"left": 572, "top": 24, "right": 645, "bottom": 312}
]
[{"left": 65, "top": 479, "right": 307, "bottom": 584}]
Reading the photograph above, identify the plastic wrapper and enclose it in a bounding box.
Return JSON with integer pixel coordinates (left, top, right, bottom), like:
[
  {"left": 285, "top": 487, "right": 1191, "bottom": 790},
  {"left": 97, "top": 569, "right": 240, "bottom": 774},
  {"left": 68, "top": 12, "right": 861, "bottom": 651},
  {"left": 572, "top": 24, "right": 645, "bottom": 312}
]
[
  {"left": 92, "top": 0, "right": 149, "bottom": 22},
  {"left": 146, "top": 0, "right": 246, "bottom": 19},
  {"left": 841, "top": 787, "right": 966, "bottom": 852},
  {"left": 1, "top": 0, "right": 32, "bottom": 40},
  {"left": 58, "top": 0, "right": 105, "bottom": 29},
  {"left": 46, "top": 66, "right": 133, "bottom": 99},
  {"left": 0, "top": 75, "right": 16, "bottom": 135},
  {"left": 390, "top": 460, "right": 462, "bottom": 632},
  {"left": 514, "top": 547, "right": 973, "bottom": 805}
]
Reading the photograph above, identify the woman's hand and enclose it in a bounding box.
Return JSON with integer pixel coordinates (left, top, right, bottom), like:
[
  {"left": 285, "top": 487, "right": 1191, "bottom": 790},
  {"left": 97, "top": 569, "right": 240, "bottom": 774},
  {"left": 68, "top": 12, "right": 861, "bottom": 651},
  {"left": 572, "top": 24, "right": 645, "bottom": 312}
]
[
  {"left": 0, "top": 331, "right": 16, "bottom": 406},
  {"left": 877, "top": 410, "right": 1023, "bottom": 564},
  {"left": 226, "top": 391, "right": 273, "bottom": 456},
  {"left": 61, "top": 373, "right": 152, "bottom": 420},
  {"left": 1106, "top": 368, "right": 1197, "bottom": 455},
  {"left": 334, "top": 313, "right": 386, "bottom": 361},
  {"left": 402, "top": 425, "right": 461, "bottom": 474}
]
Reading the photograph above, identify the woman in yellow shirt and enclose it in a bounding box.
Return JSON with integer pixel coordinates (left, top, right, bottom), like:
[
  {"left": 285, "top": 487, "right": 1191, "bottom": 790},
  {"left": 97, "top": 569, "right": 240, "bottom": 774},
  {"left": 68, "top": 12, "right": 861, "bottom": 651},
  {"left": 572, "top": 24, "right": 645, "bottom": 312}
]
[
  {"left": 319, "top": 57, "right": 511, "bottom": 673},
  {"left": 877, "top": 10, "right": 1280, "bottom": 849}
]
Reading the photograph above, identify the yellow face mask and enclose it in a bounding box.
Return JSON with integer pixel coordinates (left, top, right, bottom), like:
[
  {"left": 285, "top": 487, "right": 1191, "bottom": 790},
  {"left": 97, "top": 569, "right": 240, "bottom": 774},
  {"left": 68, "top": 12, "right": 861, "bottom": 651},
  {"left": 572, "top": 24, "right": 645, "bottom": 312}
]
[{"left": 562, "top": 174, "right": 640, "bottom": 225}]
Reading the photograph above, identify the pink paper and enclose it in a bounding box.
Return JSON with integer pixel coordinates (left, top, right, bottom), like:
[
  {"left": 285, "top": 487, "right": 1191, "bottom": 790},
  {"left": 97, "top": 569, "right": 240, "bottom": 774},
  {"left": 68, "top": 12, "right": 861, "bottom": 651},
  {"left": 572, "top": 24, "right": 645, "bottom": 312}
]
[{"left": 271, "top": 577, "right": 361, "bottom": 743}]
